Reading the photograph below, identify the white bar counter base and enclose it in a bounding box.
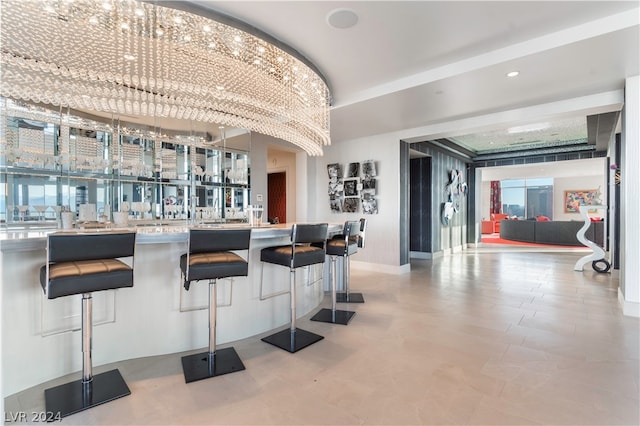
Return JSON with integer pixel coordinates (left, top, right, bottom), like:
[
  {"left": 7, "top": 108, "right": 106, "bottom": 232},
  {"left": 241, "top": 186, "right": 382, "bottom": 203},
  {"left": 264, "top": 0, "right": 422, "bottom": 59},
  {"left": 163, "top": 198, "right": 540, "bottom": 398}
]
[{"left": 0, "top": 223, "right": 340, "bottom": 397}]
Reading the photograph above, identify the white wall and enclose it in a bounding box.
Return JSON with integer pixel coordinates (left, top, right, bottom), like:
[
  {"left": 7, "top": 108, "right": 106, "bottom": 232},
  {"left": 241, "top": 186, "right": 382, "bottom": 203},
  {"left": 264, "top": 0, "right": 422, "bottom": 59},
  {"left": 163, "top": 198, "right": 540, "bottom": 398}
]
[
  {"left": 252, "top": 132, "right": 406, "bottom": 272},
  {"left": 266, "top": 148, "right": 297, "bottom": 223},
  {"left": 309, "top": 134, "right": 404, "bottom": 272},
  {"left": 249, "top": 133, "right": 268, "bottom": 207},
  {"left": 620, "top": 75, "right": 640, "bottom": 317},
  {"left": 481, "top": 180, "right": 491, "bottom": 220}
]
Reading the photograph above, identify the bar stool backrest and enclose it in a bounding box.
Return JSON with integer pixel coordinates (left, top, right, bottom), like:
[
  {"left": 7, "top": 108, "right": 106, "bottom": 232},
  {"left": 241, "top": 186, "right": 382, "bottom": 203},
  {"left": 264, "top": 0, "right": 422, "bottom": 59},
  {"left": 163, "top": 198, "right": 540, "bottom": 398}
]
[
  {"left": 358, "top": 218, "right": 367, "bottom": 248},
  {"left": 343, "top": 220, "right": 361, "bottom": 245},
  {"left": 291, "top": 223, "right": 328, "bottom": 269},
  {"left": 45, "top": 231, "right": 136, "bottom": 298},
  {"left": 292, "top": 223, "right": 328, "bottom": 245},
  {"left": 189, "top": 228, "right": 252, "bottom": 253},
  {"left": 48, "top": 232, "right": 136, "bottom": 263}
]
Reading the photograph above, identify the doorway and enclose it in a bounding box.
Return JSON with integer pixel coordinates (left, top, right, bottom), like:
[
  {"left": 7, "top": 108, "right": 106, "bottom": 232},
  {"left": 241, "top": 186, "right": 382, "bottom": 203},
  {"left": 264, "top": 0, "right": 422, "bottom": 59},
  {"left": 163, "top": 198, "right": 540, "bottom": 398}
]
[{"left": 268, "top": 172, "right": 286, "bottom": 223}]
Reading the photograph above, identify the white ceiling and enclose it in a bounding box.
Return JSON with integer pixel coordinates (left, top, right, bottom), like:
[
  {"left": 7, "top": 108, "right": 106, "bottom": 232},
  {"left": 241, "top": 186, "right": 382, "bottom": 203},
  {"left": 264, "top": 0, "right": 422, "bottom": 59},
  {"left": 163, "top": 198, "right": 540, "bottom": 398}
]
[{"left": 194, "top": 0, "right": 639, "bottom": 152}]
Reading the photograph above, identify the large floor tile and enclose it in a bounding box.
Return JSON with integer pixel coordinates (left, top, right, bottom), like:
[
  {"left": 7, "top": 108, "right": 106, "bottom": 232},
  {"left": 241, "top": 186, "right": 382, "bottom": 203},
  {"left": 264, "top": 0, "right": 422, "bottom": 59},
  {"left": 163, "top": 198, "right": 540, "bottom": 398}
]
[{"left": 4, "top": 249, "right": 638, "bottom": 425}]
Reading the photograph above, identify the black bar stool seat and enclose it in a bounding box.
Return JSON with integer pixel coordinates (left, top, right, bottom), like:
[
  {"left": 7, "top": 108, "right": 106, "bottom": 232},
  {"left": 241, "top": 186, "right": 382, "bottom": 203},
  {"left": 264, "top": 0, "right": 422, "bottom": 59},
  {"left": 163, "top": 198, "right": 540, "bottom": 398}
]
[
  {"left": 311, "top": 220, "right": 359, "bottom": 325},
  {"left": 181, "top": 252, "right": 248, "bottom": 289},
  {"left": 180, "top": 228, "right": 251, "bottom": 383},
  {"left": 39, "top": 231, "right": 136, "bottom": 420},
  {"left": 260, "top": 223, "right": 328, "bottom": 353},
  {"left": 261, "top": 244, "right": 326, "bottom": 268}
]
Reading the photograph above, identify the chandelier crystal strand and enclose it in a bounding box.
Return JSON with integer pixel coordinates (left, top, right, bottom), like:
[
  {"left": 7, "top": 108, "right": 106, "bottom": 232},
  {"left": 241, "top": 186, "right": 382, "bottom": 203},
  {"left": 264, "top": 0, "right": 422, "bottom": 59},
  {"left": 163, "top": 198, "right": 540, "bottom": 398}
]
[{"left": 0, "top": 0, "right": 330, "bottom": 155}]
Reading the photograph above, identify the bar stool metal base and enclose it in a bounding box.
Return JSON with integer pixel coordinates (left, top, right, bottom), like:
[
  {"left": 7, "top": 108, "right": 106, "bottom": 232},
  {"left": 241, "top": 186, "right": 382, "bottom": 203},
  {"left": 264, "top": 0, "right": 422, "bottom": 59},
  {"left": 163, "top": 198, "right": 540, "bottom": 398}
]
[
  {"left": 261, "top": 328, "right": 324, "bottom": 353},
  {"left": 44, "top": 369, "right": 130, "bottom": 419},
  {"left": 181, "top": 347, "right": 245, "bottom": 383},
  {"left": 310, "top": 308, "right": 355, "bottom": 325},
  {"left": 336, "top": 292, "right": 365, "bottom": 303}
]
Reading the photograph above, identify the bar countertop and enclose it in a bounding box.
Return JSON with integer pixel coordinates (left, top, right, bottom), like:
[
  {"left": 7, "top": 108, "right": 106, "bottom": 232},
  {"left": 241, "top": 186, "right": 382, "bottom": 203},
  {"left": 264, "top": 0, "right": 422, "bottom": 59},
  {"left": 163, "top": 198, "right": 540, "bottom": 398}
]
[{"left": 0, "top": 222, "right": 342, "bottom": 251}]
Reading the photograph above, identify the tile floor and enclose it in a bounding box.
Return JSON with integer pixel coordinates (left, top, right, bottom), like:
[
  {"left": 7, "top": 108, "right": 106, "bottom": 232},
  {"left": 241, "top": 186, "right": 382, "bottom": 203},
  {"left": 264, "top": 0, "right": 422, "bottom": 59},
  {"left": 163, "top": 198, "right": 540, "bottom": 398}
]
[{"left": 5, "top": 248, "right": 639, "bottom": 425}]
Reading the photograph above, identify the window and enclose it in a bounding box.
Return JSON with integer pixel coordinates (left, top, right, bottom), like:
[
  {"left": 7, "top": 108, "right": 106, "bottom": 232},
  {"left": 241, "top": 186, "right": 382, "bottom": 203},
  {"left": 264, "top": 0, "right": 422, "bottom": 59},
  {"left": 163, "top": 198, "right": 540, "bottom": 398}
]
[{"left": 501, "top": 178, "right": 553, "bottom": 219}]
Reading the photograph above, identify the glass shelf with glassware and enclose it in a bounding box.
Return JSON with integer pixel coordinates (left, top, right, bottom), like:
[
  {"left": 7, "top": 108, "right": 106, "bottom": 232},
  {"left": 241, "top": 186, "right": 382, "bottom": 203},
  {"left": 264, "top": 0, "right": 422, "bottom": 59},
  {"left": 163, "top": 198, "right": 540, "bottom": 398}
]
[{"left": 0, "top": 98, "right": 252, "bottom": 230}]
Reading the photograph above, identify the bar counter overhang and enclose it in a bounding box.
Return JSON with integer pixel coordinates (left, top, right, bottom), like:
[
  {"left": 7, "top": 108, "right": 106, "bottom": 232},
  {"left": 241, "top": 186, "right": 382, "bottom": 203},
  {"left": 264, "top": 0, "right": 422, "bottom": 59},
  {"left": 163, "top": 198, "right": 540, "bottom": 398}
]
[{"left": 0, "top": 223, "right": 341, "bottom": 396}]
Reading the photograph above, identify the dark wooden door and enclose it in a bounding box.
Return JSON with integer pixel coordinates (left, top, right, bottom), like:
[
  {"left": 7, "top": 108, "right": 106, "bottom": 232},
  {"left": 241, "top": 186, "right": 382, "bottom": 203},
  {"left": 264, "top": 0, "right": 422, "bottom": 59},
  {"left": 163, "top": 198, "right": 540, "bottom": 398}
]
[{"left": 268, "top": 172, "right": 286, "bottom": 223}]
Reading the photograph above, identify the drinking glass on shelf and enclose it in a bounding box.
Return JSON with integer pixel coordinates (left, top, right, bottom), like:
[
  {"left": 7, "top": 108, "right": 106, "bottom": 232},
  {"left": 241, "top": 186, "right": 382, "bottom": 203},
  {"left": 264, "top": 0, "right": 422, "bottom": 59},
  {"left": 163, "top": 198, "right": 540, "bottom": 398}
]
[
  {"left": 34, "top": 205, "right": 48, "bottom": 221},
  {"left": 52, "top": 205, "right": 62, "bottom": 227},
  {"left": 121, "top": 201, "right": 130, "bottom": 215},
  {"left": 17, "top": 205, "right": 30, "bottom": 221}
]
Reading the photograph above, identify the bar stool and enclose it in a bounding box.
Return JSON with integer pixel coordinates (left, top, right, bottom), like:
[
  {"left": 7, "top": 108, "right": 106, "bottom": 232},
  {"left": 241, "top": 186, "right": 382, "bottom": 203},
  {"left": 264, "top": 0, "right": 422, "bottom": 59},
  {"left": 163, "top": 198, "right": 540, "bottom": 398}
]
[
  {"left": 180, "top": 227, "right": 251, "bottom": 383},
  {"left": 336, "top": 218, "right": 367, "bottom": 303},
  {"left": 311, "top": 220, "right": 359, "bottom": 325},
  {"left": 39, "top": 231, "right": 136, "bottom": 419},
  {"left": 260, "top": 223, "right": 328, "bottom": 352}
]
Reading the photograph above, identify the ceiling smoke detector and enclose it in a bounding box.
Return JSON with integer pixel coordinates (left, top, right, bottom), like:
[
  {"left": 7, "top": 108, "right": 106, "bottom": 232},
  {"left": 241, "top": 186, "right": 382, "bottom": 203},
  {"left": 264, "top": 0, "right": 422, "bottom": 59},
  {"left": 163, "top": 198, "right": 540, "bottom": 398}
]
[{"left": 327, "top": 9, "right": 359, "bottom": 29}]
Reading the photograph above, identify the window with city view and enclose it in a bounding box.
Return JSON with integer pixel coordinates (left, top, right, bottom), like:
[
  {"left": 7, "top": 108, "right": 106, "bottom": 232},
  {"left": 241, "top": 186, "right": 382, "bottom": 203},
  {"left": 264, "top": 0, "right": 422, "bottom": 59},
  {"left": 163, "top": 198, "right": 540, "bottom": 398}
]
[{"left": 501, "top": 178, "right": 554, "bottom": 219}]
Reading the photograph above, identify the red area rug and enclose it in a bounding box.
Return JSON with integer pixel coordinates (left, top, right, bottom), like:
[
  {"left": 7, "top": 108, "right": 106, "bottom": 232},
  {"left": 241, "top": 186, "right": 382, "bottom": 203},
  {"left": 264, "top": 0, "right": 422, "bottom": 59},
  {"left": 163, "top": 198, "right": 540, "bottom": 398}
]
[{"left": 481, "top": 234, "right": 583, "bottom": 248}]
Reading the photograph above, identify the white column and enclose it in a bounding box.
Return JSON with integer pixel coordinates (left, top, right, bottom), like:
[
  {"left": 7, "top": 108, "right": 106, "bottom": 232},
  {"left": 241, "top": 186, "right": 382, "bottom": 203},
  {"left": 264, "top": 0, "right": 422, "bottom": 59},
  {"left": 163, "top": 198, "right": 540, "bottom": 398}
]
[
  {"left": 620, "top": 75, "right": 640, "bottom": 317},
  {"left": 296, "top": 151, "right": 309, "bottom": 221},
  {"left": 0, "top": 251, "right": 3, "bottom": 421}
]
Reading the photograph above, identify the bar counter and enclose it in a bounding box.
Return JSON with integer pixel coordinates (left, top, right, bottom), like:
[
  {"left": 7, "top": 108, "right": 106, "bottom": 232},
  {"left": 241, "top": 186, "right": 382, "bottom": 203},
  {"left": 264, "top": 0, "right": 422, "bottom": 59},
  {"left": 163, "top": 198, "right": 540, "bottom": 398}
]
[{"left": 1, "top": 223, "right": 340, "bottom": 396}]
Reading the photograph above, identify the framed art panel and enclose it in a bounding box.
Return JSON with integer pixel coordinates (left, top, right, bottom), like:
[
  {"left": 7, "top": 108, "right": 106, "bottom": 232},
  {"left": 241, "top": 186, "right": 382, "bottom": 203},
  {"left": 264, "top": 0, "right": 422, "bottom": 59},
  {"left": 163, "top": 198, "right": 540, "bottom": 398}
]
[
  {"left": 564, "top": 189, "right": 598, "bottom": 213},
  {"left": 343, "top": 178, "right": 359, "bottom": 197}
]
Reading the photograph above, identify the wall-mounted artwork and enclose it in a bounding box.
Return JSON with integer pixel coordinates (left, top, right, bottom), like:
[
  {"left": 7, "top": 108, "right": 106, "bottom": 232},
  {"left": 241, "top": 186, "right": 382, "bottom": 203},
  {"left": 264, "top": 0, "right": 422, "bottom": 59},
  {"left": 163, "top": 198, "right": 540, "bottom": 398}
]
[
  {"left": 362, "top": 160, "right": 377, "bottom": 178},
  {"left": 362, "top": 197, "right": 378, "bottom": 214},
  {"left": 328, "top": 180, "right": 343, "bottom": 197},
  {"left": 342, "top": 198, "right": 359, "bottom": 213},
  {"left": 347, "top": 162, "right": 360, "bottom": 178},
  {"left": 327, "top": 163, "right": 342, "bottom": 179},
  {"left": 330, "top": 198, "right": 342, "bottom": 213},
  {"left": 326, "top": 160, "right": 378, "bottom": 214},
  {"left": 564, "top": 189, "right": 601, "bottom": 213},
  {"left": 442, "top": 169, "right": 467, "bottom": 225},
  {"left": 343, "top": 179, "right": 359, "bottom": 197}
]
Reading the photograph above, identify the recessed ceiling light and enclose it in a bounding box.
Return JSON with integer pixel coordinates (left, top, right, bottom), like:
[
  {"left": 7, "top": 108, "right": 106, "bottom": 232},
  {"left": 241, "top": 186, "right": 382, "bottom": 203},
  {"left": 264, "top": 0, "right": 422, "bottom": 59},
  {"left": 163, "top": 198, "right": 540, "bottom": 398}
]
[
  {"left": 327, "top": 8, "right": 359, "bottom": 29},
  {"left": 506, "top": 71, "right": 520, "bottom": 78}
]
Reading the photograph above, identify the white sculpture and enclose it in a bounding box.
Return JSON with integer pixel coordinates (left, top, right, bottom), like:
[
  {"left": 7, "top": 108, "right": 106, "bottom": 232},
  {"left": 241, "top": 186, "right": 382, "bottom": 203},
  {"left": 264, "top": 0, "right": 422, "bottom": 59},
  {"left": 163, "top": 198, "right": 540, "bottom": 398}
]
[{"left": 574, "top": 205, "right": 608, "bottom": 272}]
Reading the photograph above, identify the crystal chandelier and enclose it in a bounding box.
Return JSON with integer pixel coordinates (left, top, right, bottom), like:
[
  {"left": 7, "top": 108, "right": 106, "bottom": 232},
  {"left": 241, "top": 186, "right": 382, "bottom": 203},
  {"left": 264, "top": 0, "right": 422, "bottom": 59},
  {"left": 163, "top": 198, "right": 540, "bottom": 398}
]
[{"left": 0, "top": 0, "right": 331, "bottom": 155}]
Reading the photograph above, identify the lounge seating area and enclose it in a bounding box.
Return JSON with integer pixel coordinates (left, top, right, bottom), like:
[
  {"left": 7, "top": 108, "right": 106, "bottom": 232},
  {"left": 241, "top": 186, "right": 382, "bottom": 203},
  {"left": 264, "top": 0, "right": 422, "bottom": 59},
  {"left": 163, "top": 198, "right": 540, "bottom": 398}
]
[
  {"left": 499, "top": 219, "right": 604, "bottom": 246},
  {"left": 481, "top": 213, "right": 509, "bottom": 234}
]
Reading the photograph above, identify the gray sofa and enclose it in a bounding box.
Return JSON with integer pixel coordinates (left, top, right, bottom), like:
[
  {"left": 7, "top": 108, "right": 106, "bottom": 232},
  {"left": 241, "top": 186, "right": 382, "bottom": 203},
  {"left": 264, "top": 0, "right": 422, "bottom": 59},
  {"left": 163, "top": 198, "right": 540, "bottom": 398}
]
[{"left": 500, "top": 220, "right": 604, "bottom": 247}]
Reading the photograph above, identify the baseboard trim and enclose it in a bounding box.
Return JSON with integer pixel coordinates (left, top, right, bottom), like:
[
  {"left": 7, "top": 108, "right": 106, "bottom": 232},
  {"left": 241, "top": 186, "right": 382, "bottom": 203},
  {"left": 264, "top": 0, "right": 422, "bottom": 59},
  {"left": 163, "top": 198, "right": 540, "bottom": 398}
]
[
  {"left": 410, "top": 251, "right": 431, "bottom": 259},
  {"left": 618, "top": 288, "right": 640, "bottom": 317}
]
